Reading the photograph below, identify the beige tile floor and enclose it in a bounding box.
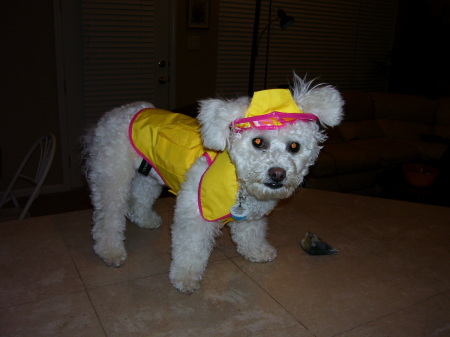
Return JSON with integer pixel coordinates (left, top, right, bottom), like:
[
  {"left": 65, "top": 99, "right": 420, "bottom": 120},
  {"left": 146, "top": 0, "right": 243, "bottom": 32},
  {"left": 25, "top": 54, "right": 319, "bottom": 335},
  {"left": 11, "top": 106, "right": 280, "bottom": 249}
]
[{"left": 1, "top": 189, "right": 449, "bottom": 337}]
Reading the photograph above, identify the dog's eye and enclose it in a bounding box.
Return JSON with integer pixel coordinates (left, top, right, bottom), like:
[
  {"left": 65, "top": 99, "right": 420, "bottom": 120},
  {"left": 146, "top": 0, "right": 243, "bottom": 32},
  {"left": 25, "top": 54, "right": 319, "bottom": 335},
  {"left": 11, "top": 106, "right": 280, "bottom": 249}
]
[
  {"left": 287, "top": 142, "right": 300, "bottom": 153},
  {"left": 252, "top": 138, "right": 267, "bottom": 150}
]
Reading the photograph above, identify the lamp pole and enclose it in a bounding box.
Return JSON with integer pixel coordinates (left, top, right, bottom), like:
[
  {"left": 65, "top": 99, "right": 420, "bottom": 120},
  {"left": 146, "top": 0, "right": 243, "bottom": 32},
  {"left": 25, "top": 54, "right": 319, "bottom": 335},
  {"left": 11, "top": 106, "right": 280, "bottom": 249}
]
[
  {"left": 264, "top": 0, "right": 273, "bottom": 89},
  {"left": 248, "top": 0, "right": 262, "bottom": 96},
  {"left": 248, "top": 1, "right": 294, "bottom": 96}
]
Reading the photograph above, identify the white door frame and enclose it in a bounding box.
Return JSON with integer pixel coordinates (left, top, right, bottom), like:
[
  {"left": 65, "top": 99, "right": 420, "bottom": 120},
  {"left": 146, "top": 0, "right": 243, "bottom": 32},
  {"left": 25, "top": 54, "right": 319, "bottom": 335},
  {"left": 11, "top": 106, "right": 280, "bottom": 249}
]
[
  {"left": 53, "top": 0, "right": 176, "bottom": 190},
  {"left": 53, "top": 0, "right": 85, "bottom": 189}
]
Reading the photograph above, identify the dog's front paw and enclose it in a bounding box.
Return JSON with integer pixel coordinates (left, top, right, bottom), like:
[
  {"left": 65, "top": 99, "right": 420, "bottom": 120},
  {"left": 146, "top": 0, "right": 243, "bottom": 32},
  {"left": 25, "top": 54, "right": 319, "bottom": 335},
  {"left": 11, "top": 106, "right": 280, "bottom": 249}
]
[
  {"left": 94, "top": 241, "right": 127, "bottom": 267},
  {"left": 169, "top": 267, "right": 202, "bottom": 294},
  {"left": 238, "top": 243, "right": 277, "bottom": 263},
  {"left": 170, "top": 277, "right": 201, "bottom": 295}
]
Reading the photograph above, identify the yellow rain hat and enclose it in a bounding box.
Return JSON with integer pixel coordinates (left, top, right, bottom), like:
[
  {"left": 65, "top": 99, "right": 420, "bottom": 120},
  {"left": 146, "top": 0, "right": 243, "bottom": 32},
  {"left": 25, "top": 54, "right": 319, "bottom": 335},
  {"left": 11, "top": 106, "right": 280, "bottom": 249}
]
[{"left": 232, "top": 89, "right": 317, "bottom": 132}]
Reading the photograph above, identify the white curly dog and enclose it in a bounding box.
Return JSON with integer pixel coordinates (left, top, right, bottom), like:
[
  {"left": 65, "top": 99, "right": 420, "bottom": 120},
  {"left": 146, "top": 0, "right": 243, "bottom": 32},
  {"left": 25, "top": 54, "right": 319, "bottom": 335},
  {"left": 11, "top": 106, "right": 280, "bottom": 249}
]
[{"left": 83, "top": 74, "right": 343, "bottom": 293}]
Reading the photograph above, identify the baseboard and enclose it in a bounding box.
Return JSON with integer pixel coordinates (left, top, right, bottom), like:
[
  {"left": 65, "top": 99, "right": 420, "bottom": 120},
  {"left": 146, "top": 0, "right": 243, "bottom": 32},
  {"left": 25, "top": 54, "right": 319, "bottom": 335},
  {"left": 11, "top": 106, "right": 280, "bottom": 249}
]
[{"left": 0, "top": 184, "right": 69, "bottom": 199}]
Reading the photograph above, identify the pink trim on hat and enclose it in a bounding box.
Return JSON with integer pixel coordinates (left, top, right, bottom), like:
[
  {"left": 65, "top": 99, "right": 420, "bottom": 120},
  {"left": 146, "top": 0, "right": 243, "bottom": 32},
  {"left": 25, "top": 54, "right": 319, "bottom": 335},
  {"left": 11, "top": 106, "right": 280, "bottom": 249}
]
[{"left": 232, "top": 111, "right": 318, "bottom": 132}]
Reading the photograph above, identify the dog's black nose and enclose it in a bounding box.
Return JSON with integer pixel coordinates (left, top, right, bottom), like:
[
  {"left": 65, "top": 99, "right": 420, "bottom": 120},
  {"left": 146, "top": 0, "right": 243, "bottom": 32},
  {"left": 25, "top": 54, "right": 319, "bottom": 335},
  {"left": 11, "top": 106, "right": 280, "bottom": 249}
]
[{"left": 268, "top": 167, "right": 286, "bottom": 182}]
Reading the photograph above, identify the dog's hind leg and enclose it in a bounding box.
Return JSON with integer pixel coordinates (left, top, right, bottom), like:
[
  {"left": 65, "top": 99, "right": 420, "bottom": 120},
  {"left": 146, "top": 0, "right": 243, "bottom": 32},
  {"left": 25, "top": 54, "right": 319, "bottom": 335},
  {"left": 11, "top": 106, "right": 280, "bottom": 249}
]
[
  {"left": 127, "top": 172, "right": 163, "bottom": 229},
  {"left": 89, "top": 150, "right": 136, "bottom": 267},
  {"left": 229, "top": 218, "right": 277, "bottom": 263}
]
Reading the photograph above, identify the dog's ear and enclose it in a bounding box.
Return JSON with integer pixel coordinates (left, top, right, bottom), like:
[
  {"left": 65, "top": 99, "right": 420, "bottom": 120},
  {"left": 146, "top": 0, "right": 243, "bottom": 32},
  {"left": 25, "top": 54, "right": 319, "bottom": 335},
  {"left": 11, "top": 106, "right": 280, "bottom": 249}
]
[
  {"left": 197, "top": 97, "right": 249, "bottom": 151},
  {"left": 292, "top": 74, "right": 344, "bottom": 127}
]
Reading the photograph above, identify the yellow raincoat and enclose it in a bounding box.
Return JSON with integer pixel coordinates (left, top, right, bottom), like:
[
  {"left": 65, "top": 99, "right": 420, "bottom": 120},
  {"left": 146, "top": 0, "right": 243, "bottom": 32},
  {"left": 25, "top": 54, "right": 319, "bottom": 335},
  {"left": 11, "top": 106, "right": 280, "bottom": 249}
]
[{"left": 129, "top": 108, "right": 238, "bottom": 222}]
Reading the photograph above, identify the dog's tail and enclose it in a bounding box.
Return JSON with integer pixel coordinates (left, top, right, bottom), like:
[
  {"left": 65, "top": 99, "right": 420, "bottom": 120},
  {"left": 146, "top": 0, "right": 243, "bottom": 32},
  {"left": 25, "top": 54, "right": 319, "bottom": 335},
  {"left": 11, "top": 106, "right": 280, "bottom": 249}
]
[{"left": 79, "top": 126, "right": 96, "bottom": 178}]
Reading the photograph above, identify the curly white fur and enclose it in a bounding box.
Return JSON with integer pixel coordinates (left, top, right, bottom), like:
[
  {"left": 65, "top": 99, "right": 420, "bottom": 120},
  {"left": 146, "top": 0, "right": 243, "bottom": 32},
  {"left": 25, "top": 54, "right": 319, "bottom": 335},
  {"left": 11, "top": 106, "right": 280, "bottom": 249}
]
[{"left": 82, "top": 74, "right": 343, "bottom": 293}]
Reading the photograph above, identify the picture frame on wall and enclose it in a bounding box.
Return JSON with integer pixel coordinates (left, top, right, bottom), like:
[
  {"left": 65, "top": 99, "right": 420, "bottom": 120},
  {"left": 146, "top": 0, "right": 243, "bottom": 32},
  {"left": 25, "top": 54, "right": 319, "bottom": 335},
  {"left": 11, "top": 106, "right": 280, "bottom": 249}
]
[{"left": 188, "top": 0, "right": 210, "bottom": 29}]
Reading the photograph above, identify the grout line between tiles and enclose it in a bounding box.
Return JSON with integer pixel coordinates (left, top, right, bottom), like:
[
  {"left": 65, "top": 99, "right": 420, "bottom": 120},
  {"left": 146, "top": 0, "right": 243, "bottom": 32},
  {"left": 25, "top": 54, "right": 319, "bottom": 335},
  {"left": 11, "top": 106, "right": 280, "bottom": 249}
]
[
  {"left": 328, "top": 291, "right": 450, "bottom": 337},
  {"left": 84, "top": 269, "right": 172, "bottom": 291},
  {"left": 54, "top": 222, "right": 108, "bottom": 337},
  {"left": 0, "top": 289, "right": 87, "bottom": 311},
  {"left": 84, "top": 293, "right": 109, "bottom": 337},
  {"left": 227, "top": 257, "right": 318, "bottom": 337}
]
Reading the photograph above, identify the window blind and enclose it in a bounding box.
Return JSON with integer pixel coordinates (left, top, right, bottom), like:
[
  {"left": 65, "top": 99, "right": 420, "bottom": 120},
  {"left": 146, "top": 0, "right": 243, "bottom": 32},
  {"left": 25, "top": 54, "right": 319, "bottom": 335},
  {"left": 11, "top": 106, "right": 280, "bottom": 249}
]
[
  {"left": 81, "top": 0, "right": 155, "bottom": 125},
  {"left": 217, "top": 0, "right": 398, "bottom": 97}
]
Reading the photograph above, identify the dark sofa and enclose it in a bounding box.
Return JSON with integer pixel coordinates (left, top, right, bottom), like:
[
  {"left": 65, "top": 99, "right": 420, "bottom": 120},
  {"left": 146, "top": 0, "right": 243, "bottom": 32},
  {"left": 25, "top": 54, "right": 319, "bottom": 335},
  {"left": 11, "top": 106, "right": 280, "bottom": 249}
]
[{"left": 306, "top": 91, "right": 450, "bottom": 193}]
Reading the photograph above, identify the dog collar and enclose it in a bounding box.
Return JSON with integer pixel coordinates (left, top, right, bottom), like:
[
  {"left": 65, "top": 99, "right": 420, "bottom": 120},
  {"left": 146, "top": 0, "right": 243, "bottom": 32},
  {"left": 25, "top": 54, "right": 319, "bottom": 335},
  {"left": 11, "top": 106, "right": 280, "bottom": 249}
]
[{"left": 232, "top": 89, "right": 318, "bottom": 132}]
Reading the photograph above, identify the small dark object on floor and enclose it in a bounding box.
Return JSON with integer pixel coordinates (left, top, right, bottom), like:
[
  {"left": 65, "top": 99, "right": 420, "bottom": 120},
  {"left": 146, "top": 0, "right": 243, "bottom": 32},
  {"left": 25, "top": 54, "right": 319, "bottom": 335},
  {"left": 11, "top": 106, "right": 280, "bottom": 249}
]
[{"left": 301, "top": 231, "right": 338, "bottom": 255}]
